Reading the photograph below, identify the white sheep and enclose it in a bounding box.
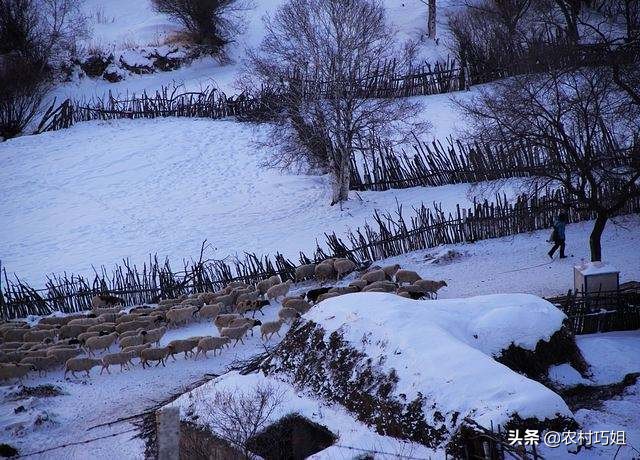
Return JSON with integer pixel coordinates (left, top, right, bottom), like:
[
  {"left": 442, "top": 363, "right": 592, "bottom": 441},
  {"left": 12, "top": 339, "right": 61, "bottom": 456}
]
[
  {"left": 119, "top": 333, "right": 145, "bottom": 349},
  {"left": 349, "top": 279, "right": 368, "bottom": 290},
  {"left": 256, "top": 278, "right": 273, "bottom": 295},
  {"left": 260, "top": 320, "right": 285, "bottom": 341},
  {"left": 220, "top": 324, "right": 251, "bottom": 346},
  {"left": 167, "top": 338, "right": 200, "bottom": 360},
  {"left": 316, "top": 292, "right": 341, "bottom": 303},
  {"left": 382, "top": 264, "right": 401, "bottom": 278},
  {"left": 20, "top": 356, "right": 57, "bottom": 376},
  {"left": 413, "top": 279, "right": 448, "bottom": 298},
  {"left": 362, "top": 281, "right": 397, "bottom": 293},
  {"left": 334, "top": 258, "right": 356, "bottom": 279},
  {"left": 100, "top": 352, "right": 134, "bottom": 374},
  {"left": 198, "top": 303, "right": 222, "bottom": 320},
  {"left": 194, "top": 337, "right": 230, "bottom": 359},
  {"left": 228, "top": 318, "right": 262, "bottom": 336},
  {"left": 77, "top": 331, "right": 100, "bottom": 344},
  {"left": 214, "top": 314, "right": 241, "bottom": 332},
  {"left": 59, "top": 324, "right": 90, "bottom": 339},
  {"left": 314, "top": 262, "right": 336, "bottom": 283},
  {"left": 64, "top": 357, "right": 102, "bottom": 378},
  {"left": 87, "top": 322, "right": 116, "bottom": 333},
  {"left": 361, "top": 269, "right": 386, "bottom": 284},
  {"left": 395, "top": 269, "right": 422, "bottom": 285},
  {"left": 23, "top": 329, "right": 57, "bottom": 343},
  {"left": 295, "top": 263, "right": 316, "bottom": 282},
  {"left": 68, "top": 317, "right": 101, "bottom": 327},
  {"left": 282, "top": 298, "right": 311, "bottom": 314},
  {"left": 140, "top": 346, "right": 173, "bottom": 368},
  {"left": 278, "top": 307, "right": 301, "bottom": 323},
  {"left": 121, "top": 343, "right": 151, "bottom": 358},
  {"left": 0, "top": 363, "right": 34, "bottom": 382},
  {"left": 46, "top": 347, "right": 82, "bottom": 365},
  {"left": 143, "top": 326, "right": 167, "bottom": 346},
  {"left": 237, "top": 290, "right": 260, "bottom": 304},
  {"left": 266, "top": 280, "right": 292, "bottom": 302},
  {"left": 84, "top": 332, "right": 118, "bottom": 356}
]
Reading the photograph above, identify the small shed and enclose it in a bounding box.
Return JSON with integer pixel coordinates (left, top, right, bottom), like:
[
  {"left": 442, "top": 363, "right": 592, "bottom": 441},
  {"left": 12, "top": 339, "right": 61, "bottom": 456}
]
[{"left": 574, "top": 261, "right": 620, "bottom": 295}]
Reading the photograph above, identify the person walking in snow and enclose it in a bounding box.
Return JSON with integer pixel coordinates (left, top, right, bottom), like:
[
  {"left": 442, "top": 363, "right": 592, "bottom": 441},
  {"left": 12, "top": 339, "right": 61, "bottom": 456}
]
[{"left": 548, "top": 212, "right": 568, "bottom": 259}]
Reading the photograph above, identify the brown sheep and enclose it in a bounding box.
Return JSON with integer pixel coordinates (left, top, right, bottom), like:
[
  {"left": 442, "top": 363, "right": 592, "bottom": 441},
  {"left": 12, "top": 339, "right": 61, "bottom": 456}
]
[{"left": 395, "top": 269, "right": 422, "bottom": 285}]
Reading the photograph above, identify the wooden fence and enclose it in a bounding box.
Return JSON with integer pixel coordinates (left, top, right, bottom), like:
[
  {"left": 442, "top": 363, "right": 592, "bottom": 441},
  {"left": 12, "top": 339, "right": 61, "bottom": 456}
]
[
  {"left": 3, "top": 184, "right": 639, "bottom": 321},
  {"left": 547, "top": 283, "right": 640, "bottom": 335}
]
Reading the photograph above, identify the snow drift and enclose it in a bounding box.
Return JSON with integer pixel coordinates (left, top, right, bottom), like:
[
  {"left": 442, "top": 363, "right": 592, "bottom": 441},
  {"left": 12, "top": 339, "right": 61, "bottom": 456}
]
[{"left": 261, "top": 293, "right": 577, "bottom": 446}]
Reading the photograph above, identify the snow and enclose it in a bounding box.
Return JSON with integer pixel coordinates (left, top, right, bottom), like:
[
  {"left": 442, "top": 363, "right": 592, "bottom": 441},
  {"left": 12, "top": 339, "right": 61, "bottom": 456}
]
[
  {"left": 576, "top": 331, "right": 640, "bottom": 385},
  {"left": 0, "top": 301, "right": 292, "bottom": 459},
  {"left": 169, "top": 371, "right": 442, "bottom": 460},
  {"left": 304, "top": 292, "right": 571, "bottom": 430},
  {"left": 576, "top": 261, "right": 620, "bottom": 276},
  {"left": 0, "top": 117, "right": 511, "bottom": 285}
]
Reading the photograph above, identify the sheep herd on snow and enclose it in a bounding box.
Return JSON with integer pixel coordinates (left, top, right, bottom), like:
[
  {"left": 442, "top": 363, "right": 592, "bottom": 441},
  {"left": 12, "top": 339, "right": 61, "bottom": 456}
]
[{"left": 0, "top": 258, "right": 447, "bottom": 383}]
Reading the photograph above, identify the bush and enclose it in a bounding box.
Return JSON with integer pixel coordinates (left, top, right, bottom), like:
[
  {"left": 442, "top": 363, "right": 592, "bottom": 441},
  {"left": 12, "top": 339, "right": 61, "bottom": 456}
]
[
  {"left": 151, "top": 0, "right": 248, "bottom": 53},
  {"left": 0, "top": 56, "right": 50, "bottom": 139}
]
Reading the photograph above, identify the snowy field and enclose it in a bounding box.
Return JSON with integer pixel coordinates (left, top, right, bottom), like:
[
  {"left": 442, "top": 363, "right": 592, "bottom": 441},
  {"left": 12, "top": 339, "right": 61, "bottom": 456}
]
[{"left": 1, "top": 113, "right": 483, "bottom": 285}]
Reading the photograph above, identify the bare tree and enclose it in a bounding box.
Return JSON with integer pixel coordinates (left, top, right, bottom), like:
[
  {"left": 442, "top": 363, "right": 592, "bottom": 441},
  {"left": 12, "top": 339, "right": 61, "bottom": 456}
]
[
  {"left": 246, "top": 0, "right": 426, "bottom": 205},
  {"left": 197, "top": 383, "right": 285, "bottom": 459},
  {"left": 457, "top": 68, "right": 640, "bottom": 261},
  {"left": 151, "top": 0, "right": 250, "bottom": 54},
  {"left": 418, "top": 0, "right": 437, "bottom": 40}
]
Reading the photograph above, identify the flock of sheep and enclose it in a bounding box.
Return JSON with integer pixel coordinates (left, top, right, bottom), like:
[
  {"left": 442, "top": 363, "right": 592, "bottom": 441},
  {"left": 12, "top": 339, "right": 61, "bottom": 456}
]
[{"left": 0, "top": 257, "right": 447, "bottom": 383}]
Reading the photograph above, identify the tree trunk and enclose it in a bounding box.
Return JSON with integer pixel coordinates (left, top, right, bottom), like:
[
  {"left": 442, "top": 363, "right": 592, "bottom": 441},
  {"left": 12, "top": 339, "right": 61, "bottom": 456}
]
[
  {"left": 330, "top": 147, "right": 351, "bottom": 206},
  {"left": 428, "top": 0, "right": 437, "bottom": 40},
  {"left": 589, "top": 212, "right": 608, "bottom": 262}
]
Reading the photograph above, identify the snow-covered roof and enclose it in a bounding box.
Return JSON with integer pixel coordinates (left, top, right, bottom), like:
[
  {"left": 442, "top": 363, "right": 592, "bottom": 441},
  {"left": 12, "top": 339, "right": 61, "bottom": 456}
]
[
  {"left": 304, "top": 292, "right": 571, "bottom": 430},
  {"left": 575, "top": 261, "right": 619, "bottom": 276}
]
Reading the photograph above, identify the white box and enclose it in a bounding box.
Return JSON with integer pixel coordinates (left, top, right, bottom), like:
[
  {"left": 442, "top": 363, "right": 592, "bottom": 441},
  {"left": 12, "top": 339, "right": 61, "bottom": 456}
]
[{"left": 574, "top": 261, "right": 620, "bottom": 294}]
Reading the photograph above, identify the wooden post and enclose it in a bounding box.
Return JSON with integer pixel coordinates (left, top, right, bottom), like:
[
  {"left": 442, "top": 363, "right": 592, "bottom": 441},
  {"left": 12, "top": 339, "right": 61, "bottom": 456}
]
[{"left": 157, "top": 406, "right": 180, "bottom": 460}]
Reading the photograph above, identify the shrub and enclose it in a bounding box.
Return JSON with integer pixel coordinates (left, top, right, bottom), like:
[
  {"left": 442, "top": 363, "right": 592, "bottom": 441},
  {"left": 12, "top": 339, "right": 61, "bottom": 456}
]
[{"left": 151, "top": 0, "right": 248, "bottom": 53}]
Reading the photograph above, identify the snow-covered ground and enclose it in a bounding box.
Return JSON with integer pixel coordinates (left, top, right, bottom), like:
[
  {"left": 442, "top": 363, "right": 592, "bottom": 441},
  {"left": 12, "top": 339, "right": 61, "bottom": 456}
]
[{"left": 0, "top": 115, "right": 495, "bottom": 285}]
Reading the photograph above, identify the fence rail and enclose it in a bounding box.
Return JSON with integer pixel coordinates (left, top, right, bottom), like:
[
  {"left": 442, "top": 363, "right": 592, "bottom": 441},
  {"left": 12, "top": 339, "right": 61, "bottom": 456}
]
[{"left": 3, "top": 184, "right": 639, "bottom": 323}]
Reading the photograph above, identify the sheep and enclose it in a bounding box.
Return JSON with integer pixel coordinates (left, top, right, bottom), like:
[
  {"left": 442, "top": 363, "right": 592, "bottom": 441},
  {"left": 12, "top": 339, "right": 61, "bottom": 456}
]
[
  {"left": 46, "top": 347, "right": 82, "bottom": 365},
  {"left": 267, "top": 275, "right": 281, "bottom": 286},
  {"left": 59, "top": 324, "right": 90, "bottom": 339},
  {"left": 349, "top": 279, "right": 368, "bottom": 290},
  {"left": 77, "top": 331, "right": 100, "bottom": 344},
  {"left": 382, "top": 264, "right": 401, "bottom": 279},
  {"left": 100, "top": 352, "right": 135, "bottom": 374},
  {"left": 237, "top": 290, "right": 260, "bottom": 304},
  {"left": 305, "top": 287, "right": 331, "bottom": 303},
  {"left": 266, "top": 280, "right": 292, "bottom": 302},
  {"left": 220, "top": 325, "right": 251, "bottom": 346},
  {"left": 166, "top": 306, "right": 197, "bottom": 327},
  {"left": 181, "top": 297, "right": 205, "bottom": 308},
  {"left": 116, "top": 320, "right": 155, "bottom": 334},
  {"left": 361, "top": 269, "right": 386, "bottom": 284},
  {"left": 23, "top": 329, "right": 57, "bottom": 343},
  {"left": 87, "top": 322, "right": 116, "bottom": 333},
  {"left": 228, "top": 318, "right": 262, "bottom": 336},
  {"left": 115, "top": 314, "right": 141, "bottom": 324},
  {"left": 93, "top": 306, "right": 121, "bottom": 317},
  {"left": 91, "top": 294, "right": 124, "bottom": 309},
  {"left": 158, "top": 298, "right": 180, "bottom": 308},
  {"left": 2, "top": 328, "right": 29, "bottom": 341},
  {"left": 236, "top": 299, "right": 269, "bottom": 317},
  {"left": 198, "top": 303, "right": 222, "bottom": 320},
  {"left": 282, "top": 298, "right": 311, "bottom": 314},
  {"left": 33, "top": 323, "right": 59, "bottom": 331},
  {"left": 199, "top": 292, "right": 218, "bottom": 305},
  {"left": 38, "top": 316, "right": 71, "bottom": 326},
  {"left": 140, "top": 346, "right": 173, "bottom": 368},
  {"left": 0, "top": 351, "right": 25, "bottom": 364},
  {"left": 194, "top": 337, "right": 230, "bottom": 359},
  {"left": 121, "top": 343, "right": 151, "bottom": 358},
  {"left": 395, "top": 269, "right": 422, "bottom": 285},
  {"left": 413, "top": 279, "right": 448, "bottom": 298},
  {"left": 295, "top": 263, "right": 316, "bottom": 282},
  {"left": 278, "top": 307, "right": 301, "bottom": 323},
  {"left": 64, "top": 357, "right": 102, "bottom": 378},
  {"left": 119, "top": 333, "right": 146, "bottom": 349},
  {"left": 256, "top": 278, "right": 273, "bottom": 296},
  {"left": 68, "top": 317, "right": 101, "bottom": 327},
  {"left": 214, "top": 293, "right": 236, "bottom": 310},
  {"left": 328, "top": 286, "right": 361, "bottom": 295},
  {"left": 396, "top": 291, "right": 412, "bottom": 299},
  {"left": 362, "top": 281, "right": 397, "bottom": 293},
  {"left": 119, "top": 329, "right": 144, "bottom": 340},
  {"left": 334, "top": 258, "right": 357, "bottom": 279},
  {"left": 143, "top": 326, "right": 167, "bottom": 346},
  {"left": 167, "top": 338, "right": 200, "bottom": 360},
  {"left": 260, "top": 319, "right": 285, "bottom": 341},
  {"left": 314, "top": 262, "right": 336, "bottom": 283},
  {"left": 214, "top": 314, "right": 241, "bottom": 333},
  {"left": 316, "top": 292, "right": 341, "bottom": 303},
  {"left": 0, "top": 363, "right": 34, "bottom": 382},
  {"left": 20, "top": 356, "right": 57, "bottom": 376},
  {"left": 84, "top": 332, "right": 118, "bottom": 356}
]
